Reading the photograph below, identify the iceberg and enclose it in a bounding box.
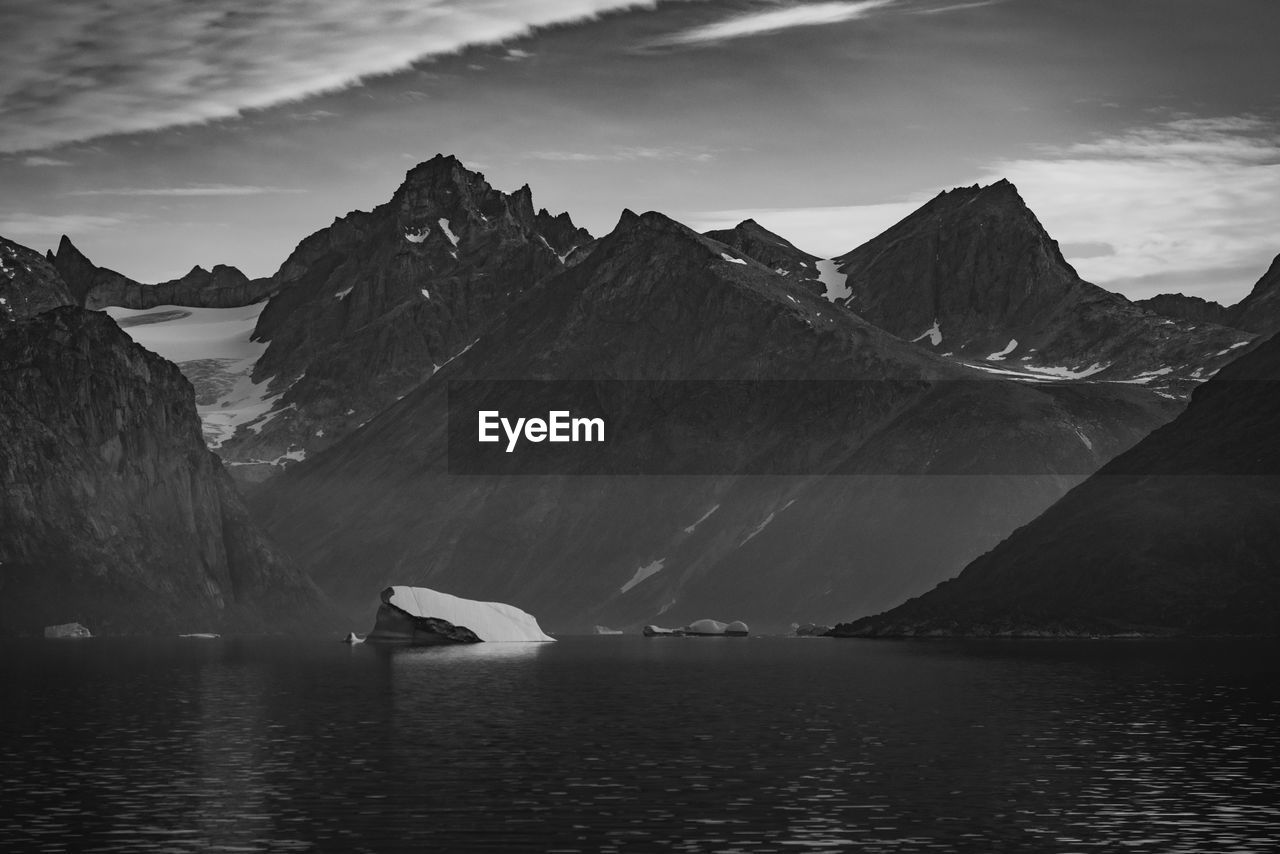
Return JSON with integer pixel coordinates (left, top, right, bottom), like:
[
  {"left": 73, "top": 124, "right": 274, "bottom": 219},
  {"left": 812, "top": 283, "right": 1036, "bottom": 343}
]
[
  {"left": 683, "top": 619, "right": 749, "bottom": 636},
  {"left": 44, "top": 622, "right": 91, "bottom": 639},
  {"left": 367, "top": 586, "right": 555, "bottom": 644},
  {"left": 642, "top": 620, "right": 749, "bottom": 637}
]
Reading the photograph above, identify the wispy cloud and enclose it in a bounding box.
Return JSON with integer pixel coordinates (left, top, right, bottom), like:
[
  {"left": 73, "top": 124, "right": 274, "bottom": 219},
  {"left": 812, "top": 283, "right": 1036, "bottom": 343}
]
[
  {"left": 21, "top": 155, "right": 72, "bottom": 167},
  {"left": 65, "top": 184, "right": 306, "bottom": 197},
  {"left": 0, "top": 0, "right": 663, "bottom": 153},
  {"left": 529, "top": 146, "right": 717, "bottom": 163},
  {"left": 648, "top": 0, "right": 896, "bottom": 47},
  {"left": 0, "top": 212, "right": 128, "bottom": 237},
  {"left": 912, "top": 0, "right": 1001, "bottom": 14},
  {"left": 981, "top": 115, "right": 1280, "bottom": 301}
]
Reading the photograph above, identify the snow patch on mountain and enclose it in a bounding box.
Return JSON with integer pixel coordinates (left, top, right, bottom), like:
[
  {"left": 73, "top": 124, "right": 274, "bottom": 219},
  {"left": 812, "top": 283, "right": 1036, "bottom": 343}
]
[
  {"left": 1021, "top": 362, "right": 1109, "bottom": 380},
  {"left": 721, "top": 253, "right": 747, "bottom": 265},
  {"left": 683, "top": 505, "right": 720, "bottom": 534},
  {"left": 815, "top": 259, "right": 850, "bottom": 303},
  {"left": 911, "top": 319, "right": 942, "bottom": 346},
  {"left": 621, "top": 559, "right": 666, "bottom": 594},
  {"left": 404, "top": 227, "right": 429, "bottom": 244},
  {"left": 335, "top": 286, "right": 353, "bottom": 300},
  {"left": 438, "top": 218, "right": 460, "bottom": 247},
  {"left": 987, "top": 339, "right": 1018, "bottom": 361},
  {"left": 420, "top": 288, "right": 430, "bottom": 300}
]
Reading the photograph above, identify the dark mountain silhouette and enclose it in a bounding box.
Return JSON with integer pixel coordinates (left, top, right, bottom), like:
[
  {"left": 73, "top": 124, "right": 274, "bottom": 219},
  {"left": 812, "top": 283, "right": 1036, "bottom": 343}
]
[{"left": 836, "top": 329, "right": 1280, "bottom": 637}]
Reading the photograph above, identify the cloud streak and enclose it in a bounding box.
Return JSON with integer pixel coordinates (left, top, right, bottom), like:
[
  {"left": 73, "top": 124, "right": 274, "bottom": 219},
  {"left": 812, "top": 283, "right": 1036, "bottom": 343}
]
[
  {"left": 66, "top": 185, "right": 305, "bottom": 197},
  {"left": 0, "top": 0, "right": 662, "bottom": 153},
  {"left": 0, "top": 213, "right": 128, "bottom": 237},
  {"left": 648, "top": 0, "right": 895, "bottom": 47}
]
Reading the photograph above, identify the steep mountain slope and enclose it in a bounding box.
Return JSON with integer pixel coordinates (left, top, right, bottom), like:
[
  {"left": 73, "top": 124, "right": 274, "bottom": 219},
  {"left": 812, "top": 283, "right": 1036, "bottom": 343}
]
[
  {"left": 1, "top": 236, "right": 74, "bottom": 321},
  {"left": 828, "top": 180, "right": 1253, "bottom": 394},
  {"left": 1229, "top": 253, "right": 1280, "bottom": 337},
  {"left": 213, "top": 155, "right": 592, "bottom": 478},
  {"left": 0, "top": 307, "right": 324, "bottom": 635},
  {"left": 254, "top": 210, "right": 1177, "bottom": 632},
  {"left": 837, "top": 329, "right": 1280, "bottom": 638},
  {"left": 49, "top": 236, "right": 276, "bottom": 309}
]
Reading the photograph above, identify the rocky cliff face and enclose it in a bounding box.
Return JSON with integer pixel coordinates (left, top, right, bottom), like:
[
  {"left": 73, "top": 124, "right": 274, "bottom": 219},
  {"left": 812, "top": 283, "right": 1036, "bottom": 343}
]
[
  {"left": 49, "top": 236, "right": 276, "bottom": 310},
  {"left": 214, "top": 154, "right": 593, "bottom": 478},
  {"left": 1, "top": 236, "right": 74, "bottom": 322},
  {"left": 1229, "top": 253, "right": 1280, "bottom": 337},
  {"left": 253, "top": 209, "right": 1177, "bottom": 632},
  {"left": 836, "top": 327, "right": 1280, "bottom": 638},
  {"left": 831, "top": 181, "right": 1254, "bottom": 394},
  {"left": 0, "top": 307, "right": 323, "bottom": 635}
]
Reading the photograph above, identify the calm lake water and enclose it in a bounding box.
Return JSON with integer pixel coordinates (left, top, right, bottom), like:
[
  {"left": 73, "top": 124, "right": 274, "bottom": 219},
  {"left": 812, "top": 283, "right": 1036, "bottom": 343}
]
[{"left": 2, "top": 636, "right": 1279, "bottom": 852}]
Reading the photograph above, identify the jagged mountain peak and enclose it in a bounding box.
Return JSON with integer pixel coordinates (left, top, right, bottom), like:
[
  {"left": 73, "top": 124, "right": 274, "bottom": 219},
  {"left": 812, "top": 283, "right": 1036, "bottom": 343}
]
[
  {"left": 1, "top": 234, "right": 75, "bottom": 321},
  {"left": 832, "top": 177, "right": 1251, "bottom": 388}
]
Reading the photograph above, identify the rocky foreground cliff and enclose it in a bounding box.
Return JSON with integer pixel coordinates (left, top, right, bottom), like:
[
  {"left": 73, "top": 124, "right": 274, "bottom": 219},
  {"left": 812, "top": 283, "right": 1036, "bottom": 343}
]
[{"left": 0, "top": 307, "right": 324, "bottom": 635}]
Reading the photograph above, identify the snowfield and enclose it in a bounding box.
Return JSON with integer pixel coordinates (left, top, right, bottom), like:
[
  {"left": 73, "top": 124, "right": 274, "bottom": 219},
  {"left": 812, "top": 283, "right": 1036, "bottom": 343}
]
[
  {"left": 815, "top": 258, "right": 851, "bottom": 303},
  {"left": 106, "top": 303, "right": 274, "bottom": 448}
]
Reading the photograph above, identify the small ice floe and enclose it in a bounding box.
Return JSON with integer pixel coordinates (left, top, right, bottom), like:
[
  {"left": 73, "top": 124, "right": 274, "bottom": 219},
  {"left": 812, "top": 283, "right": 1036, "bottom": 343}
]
[{"left": 342, "top": 632, "right": 364, "bottom": 645}]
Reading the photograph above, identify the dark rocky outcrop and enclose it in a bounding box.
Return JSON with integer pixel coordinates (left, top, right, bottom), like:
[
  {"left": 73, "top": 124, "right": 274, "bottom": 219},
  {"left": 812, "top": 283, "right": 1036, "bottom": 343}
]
[
  {"left": 49, "top": 236, "right": 276, "bottom": 310},
  {"left": 1, "top": 236, "right": 75, "bottom": 322},
  {"left": 704, "top": 219, "right": 824, "bottom": 295},
  {"left": 1137, "top": 254, "right": 1280, "bottom": 338},
  {"left": 253, "top": 209, "right": 1178, "bottom": 633},
  {"left": 0, "top": 307, "right": 324, "bottom": 635},
  {"left": 216, "top": 154, "right": 593, "bottom": 475},
  {"left": 831, "top": 180, "right": 1254, "bottom": 393},
  {"left": 1135, "top": 293, "right": 1234, "bottom": 328},
  {"left": 835, "top": 329, "right": 1280, "bottom": 638}
]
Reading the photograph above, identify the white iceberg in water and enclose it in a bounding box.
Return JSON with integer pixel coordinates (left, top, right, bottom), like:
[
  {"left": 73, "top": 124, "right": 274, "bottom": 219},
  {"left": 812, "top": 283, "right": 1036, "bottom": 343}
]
[{"left": 367, "top": 586, "right": 555, "bottom": 644}]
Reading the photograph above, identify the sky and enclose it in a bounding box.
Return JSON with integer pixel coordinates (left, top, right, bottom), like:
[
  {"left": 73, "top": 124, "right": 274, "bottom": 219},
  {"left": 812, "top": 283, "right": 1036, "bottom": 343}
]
[{"left": 0, "top": 0, "right": 1277, "bottom": 303}]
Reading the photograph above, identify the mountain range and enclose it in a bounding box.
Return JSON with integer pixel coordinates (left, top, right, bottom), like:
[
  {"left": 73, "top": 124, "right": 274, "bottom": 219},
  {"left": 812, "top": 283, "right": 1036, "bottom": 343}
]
[{"left": 1, "top": 155, "right": 1277, "bottom": 635}]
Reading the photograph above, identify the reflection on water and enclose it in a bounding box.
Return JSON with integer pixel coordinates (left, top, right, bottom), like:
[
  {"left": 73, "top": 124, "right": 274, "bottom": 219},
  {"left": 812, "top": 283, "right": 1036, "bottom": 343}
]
[{"left": 1, "top": 637, "right": 1278, "bottom": 852}]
